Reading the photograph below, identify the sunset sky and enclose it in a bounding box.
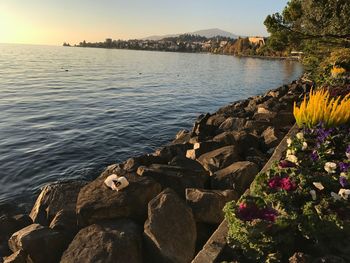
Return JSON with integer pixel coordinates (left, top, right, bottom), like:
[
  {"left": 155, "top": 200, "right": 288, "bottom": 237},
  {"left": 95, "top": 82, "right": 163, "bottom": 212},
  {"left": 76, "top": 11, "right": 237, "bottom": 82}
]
[{"left": 0, "top": 0, "right": 288, "bottom": 45}]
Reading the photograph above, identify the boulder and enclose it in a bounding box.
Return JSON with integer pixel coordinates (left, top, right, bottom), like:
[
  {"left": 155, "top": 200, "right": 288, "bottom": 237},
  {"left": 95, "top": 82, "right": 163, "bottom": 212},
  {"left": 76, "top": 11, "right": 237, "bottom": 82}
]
[
  {"left": 3, "top": 250, "right": 27, "bottom": 263},
  {"left": 144, "top": 189, "right": 196, "bottom": 263},
  {"left": 253, "top": 112, "right": 277, "bottom": 122},
  {"left": 217, "top": 99, "right": 249, "bottom": 116},
  {"left": 76, "top": 173, "right": 161, "bottom": 227},
  {"left": 273, "top": 111, "right": 295, "bottom": 128},
  {"left": 218, "top": 117, "right": 247, "bottom": 132},
  {"left": 49, "top": 209, "right": 78, "bottom": 240},
  {"left": 186, "top": 188, "right": 238, "bottom": 224},
  {"left": 245, "top": 147, "right": 268, "bottom": 169},
  {"left": 211, "top": 161, "right": 259, "bottom": 193},
  {"left": 191, "top": 113, "right": 212, "bottom": 136},
  {"left": 154, "top": 143, "right": 192, "bottom": 162},
  {"left": 137, "top": 164, "right": 208, "bottom": 197},
  {"left": 60, "top": 220, "right": 142, "bottom": 263},
  {"left": 171, "top": 129, "right": 191, "bottom": 144},
  {"left": 206, "top": 114, "right": 226, "bottom": 127},
  {"left": 262, "top": 126, "right": 282, "bottom": 149},
  {"left": 233, "top": 131, "right": 261, "bottom": 153},
  {"left": 168, "top": 156, "right": 206, "bottom": 172},
  {"left": 30, "top": 180, "right": 87, "bottom": 226},
  {"left": 8, "top": 224, "right": 65, "bottom": 263},
  {"left": 0, "top": 215, "right": 32, "bottom": 257},
  {"left": 186, "top": 141, "right": 223, "bottom": 160},
  {"left": 244, "top": 120, "right": 270, "bottom": 135},
  {"left": 123, "top": 154, "right": 166, "bottom": 172},
  {"left": 213, "top": 131, "right": 237, "bottom": 146},
  {"left": 197, "top": 146, "right": 241, "bottom": 174}
]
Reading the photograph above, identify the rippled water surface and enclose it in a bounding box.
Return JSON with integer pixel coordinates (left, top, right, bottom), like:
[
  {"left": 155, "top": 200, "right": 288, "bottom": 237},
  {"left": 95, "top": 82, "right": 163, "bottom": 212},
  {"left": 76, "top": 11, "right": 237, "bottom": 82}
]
[{"left": 0, "top": 44, "right": 303, "bottom": 207}]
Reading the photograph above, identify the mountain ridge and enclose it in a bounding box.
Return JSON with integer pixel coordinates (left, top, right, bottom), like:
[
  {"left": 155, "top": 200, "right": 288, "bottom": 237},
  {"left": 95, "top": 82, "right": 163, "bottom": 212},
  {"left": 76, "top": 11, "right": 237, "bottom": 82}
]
[{"left": 142, "top": 28, "right": 240, "bottom": 40}]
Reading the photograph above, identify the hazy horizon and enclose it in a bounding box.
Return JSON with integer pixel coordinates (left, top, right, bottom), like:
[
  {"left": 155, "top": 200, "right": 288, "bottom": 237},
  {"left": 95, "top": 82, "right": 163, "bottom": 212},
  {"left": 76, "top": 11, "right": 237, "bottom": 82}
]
[{"left": 1, "top": 0, "right": 289, "bottom": 46}]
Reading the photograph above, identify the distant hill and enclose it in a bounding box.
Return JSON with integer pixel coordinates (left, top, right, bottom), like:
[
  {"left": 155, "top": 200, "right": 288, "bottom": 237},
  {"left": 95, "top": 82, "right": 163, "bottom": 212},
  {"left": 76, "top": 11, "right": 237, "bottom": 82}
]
[{"left": 143, "top": 28, "right": 239, "bottom": 41}]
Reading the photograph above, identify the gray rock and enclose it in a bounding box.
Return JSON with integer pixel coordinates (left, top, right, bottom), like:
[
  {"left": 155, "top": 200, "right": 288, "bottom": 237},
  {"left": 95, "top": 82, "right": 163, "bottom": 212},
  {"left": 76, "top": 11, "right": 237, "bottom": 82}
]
[
  {"left": 154, "top": 143, "right": 192, "bottom": 162},
  {"left": 168, "top": 156, "right": 206, "bottom": 172},
  {"left": 8, "top": 224, "right": 65, "bottom": 263},
  {"left": 123, "top": 154, "right": 166, "bottom": 172},
  {"left": 211, "top": 161, "right": 259, "bottom": 193},
  {"left": 197, "top": 145, "right": 240, "bottom": 174},
  {"left": 273, "top": 111, "right": 295, "bottom": 128},
  {"left": 232, "top": 131, "right": 260, "bottom": 153},
  {"left": 206, "top": 114, "right": 227, "bottom": 127},
  {"left": 49, "top": 209, "right": 78, "bottom": 240},
  {"left": 0, "top": 215, "right": 32, "bottom": 257},
  {"left": 213, "top": 131, "right": 237, "bottom": 146},
  {"left": 244, "top": 120, "right": 270, "bottom": 135},
  {"left": 186, "top": 141, "right": 223, "bottom": 160},
  {"left": 218, "top": 117, "right": 247, "bottom": 132},
  {"left": 262, "top": 126, "right": 282, "bottom": 149},
  {"left": 172, "top": 129, "right": 191, "bottom": 144},
  {"left": 3, "top": 250, "right": 27, "bottom": 263},
  {"left": 60, "top": 220, "right": 142, "bottom": 263},
  {"left": 186, "top": 188, "right": 238, "bottom": 224},
  {"left": 76, "top": 173, "right": 161, "bottom": 227},
  {"left": 137, "top": 164, "right": 208, "bottom": 197},
  {"left": 191, "top": 114, "right": 217, "bottom": 139},
  {"left": 30, "top": 180, "right": 87, "bottom": 226},
  {"left": 144, "top": 188, "right": 196, "bottom": 263}
]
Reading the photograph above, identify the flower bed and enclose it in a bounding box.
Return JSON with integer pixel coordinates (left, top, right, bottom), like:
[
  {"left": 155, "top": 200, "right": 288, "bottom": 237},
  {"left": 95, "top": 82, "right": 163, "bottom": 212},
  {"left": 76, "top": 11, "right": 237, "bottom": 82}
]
[{"left": 224, "top": 89, "right": 350, "bottom": 262}]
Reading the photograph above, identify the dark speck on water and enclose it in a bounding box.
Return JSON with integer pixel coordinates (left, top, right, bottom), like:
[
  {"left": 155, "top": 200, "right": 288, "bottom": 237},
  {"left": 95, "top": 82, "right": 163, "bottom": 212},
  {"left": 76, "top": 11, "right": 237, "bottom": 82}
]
[{"left": 0, "top": 43, "right": 303, "bottom": 209}]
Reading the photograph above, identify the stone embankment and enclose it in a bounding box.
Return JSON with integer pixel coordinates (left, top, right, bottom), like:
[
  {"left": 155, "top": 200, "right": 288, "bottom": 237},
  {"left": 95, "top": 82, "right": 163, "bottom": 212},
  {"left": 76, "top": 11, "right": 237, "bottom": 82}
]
[{"left": 0, "top": 79, "right": 311, "bottom": 263}]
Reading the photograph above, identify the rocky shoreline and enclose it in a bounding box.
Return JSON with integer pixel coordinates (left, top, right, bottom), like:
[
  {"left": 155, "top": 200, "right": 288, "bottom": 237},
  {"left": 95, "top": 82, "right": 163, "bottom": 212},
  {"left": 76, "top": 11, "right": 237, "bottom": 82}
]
[{"left": 0, "top": 78, "right": 311, "bottom": 263}]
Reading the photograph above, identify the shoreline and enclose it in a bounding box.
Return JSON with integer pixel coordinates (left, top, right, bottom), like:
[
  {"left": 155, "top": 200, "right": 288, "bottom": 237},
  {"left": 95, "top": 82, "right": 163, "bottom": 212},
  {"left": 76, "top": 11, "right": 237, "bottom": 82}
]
[
  {"left": 0, "top": 76, "right": 312, "bottom": 262},
  {"left": 69, "top": 45, "right": 298, "bottom": 61}
]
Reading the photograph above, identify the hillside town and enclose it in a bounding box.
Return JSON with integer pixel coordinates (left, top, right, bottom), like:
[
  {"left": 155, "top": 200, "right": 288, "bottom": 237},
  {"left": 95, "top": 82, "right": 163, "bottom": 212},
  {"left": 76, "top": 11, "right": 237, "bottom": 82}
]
[{"left": 66, "top": 34, "right": 276, "bottom": 57}]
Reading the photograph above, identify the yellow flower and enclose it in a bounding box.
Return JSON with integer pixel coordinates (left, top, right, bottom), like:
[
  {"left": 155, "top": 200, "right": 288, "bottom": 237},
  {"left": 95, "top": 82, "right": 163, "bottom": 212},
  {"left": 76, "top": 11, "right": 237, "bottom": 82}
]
[
  {"left": 293, "top": 89, "right": 350, "bottom": 128},
  {"left": 331, "top": 66, "right": 346, "bottom": 77}
]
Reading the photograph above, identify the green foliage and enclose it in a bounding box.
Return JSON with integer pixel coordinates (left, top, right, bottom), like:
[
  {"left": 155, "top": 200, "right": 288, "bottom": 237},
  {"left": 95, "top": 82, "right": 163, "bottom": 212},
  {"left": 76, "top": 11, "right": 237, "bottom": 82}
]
[
  {"left": 225, "top": 125, "right": 350, "bottom": 261},
  {"left": 264, "top": 0, "right": 350, "bottom": 84}
]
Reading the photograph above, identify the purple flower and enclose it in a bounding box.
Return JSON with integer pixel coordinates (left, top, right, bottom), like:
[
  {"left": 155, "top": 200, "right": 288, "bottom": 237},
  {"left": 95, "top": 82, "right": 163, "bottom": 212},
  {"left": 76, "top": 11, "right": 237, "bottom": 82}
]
[
  {"left": 339, "top": 162, "right": 350, "bottom": 172},
  {"left": 310, "top": 150, "right": 319, "bottom": 162},
  {"left": 339, "top": 176, "right": 349, "bottom": 188},
  {"left": 315, "top": 127, "right": 334, "bottom": 143},
  {"left": 278, "top": 160, "right": 297, "bottom": 169}
]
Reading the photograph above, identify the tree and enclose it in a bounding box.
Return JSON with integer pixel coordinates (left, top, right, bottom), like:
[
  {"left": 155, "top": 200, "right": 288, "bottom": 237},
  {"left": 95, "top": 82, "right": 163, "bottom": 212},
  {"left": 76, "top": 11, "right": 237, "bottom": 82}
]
[{"left": 264, "top": 0, "right": 350, "bottom": 48}]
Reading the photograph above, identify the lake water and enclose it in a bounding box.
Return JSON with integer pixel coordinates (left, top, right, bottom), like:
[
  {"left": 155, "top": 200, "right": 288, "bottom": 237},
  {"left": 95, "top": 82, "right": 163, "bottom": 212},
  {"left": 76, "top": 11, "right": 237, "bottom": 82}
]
[{"left": 0, "top": 44, "right": 303, "bottom": 208}]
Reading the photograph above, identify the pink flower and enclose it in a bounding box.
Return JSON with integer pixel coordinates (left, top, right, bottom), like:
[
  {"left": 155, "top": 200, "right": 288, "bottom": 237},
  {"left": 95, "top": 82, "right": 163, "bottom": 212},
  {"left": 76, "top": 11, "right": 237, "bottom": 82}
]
[
  {"left": 268, "top": 176, "right": 297, "bottom": 191},
  {"left": 237, "top": 202, "right": 278, "bottom": 222}
]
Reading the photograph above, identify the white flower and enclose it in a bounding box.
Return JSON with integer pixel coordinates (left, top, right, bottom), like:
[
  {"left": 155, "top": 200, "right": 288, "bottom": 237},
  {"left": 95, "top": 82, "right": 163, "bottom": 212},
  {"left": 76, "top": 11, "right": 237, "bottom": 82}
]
[
  {"left": 325, "top": 149, "right": 335, "bottom": 155},
  {"left": 338, "top": 189, "right": 350, "bottom": 200},
  {"left": 340, "top": 172, "right": 347, "bottom": 177},
  {"left": 302, "top": 142, "right": 308, "bottom": 151},
  {"left": 313, "top": 182, "right": 324, "bottom": 190},
  {"left": 287, "top": 138, "right": 292, "bottom": 147},
  {"left": 310, "top": 190, "right": 317, "bottom": 200},
  {"left": 296, "top": 132, "right": 304, "bottom": 140},
  {"left": 331, "top": 192, "right": 341, "bottom": 201},
  {"left": 286, "top": 149, "right": 295, "bottom": 157},
  {"left": 287, "top": 154, "right": 298, "bottom": 164},
  {"left": 324, "top": 162, "right": 337, "bottom": 173}
]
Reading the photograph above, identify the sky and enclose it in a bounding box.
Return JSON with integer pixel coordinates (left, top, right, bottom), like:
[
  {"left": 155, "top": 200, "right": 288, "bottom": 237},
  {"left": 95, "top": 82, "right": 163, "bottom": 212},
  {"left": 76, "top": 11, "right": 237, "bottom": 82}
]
[{"left": 0, "top": 0, "right": 289, "bottom": 46}]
